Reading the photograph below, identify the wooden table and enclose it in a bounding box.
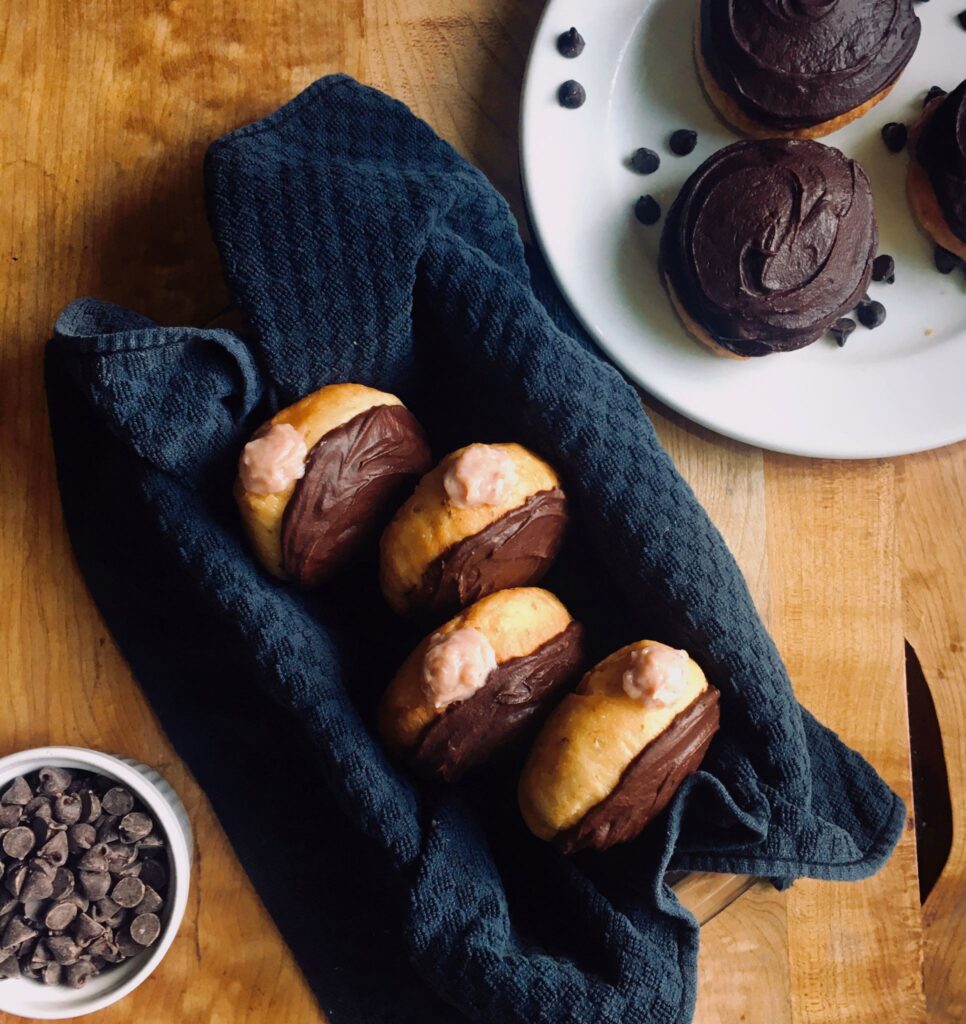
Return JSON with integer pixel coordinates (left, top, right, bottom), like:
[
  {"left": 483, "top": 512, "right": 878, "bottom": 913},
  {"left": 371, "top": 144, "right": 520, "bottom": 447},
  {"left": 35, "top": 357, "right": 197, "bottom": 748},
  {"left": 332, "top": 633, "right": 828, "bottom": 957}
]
[{"left": 2, "top": 2, "right": 962, "bottom": 1021}]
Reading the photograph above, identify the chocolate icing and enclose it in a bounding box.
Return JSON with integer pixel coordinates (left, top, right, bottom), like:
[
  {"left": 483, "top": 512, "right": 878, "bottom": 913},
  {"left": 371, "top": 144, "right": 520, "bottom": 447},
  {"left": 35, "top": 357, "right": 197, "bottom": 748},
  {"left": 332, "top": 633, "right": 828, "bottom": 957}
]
[
  {"left": 700, "top": 0, "right": 920, "bottom": 131},
  {"left": 916, "top": 80, "right": 966, "bottom": 243},
  {"left": 281, "top": 404, "right": 431, "bottom": 586},
  {"left": 411, "top": 489, "right": 567, "bottom": 615},
  {"left": 413, "top": 621, "right": 585, "bottom": 782},
  {"left": 560, "top": 686, "right": 720, "bottom": 854},
  {"left": 661, "top": 139, "right": 877, "bottom": 356}
]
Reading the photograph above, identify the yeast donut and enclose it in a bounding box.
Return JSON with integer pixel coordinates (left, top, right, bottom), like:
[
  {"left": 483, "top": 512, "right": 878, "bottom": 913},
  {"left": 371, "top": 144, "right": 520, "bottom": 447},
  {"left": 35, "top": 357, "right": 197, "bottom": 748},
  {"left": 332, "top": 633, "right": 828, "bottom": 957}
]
[
  {"left": 660, "top": 139, "right": 877, "bottom": 358},
  {"left": 907, "top": 81, "right": 966, "bottom": 263},
  {"left": 519, "top": 641, "right": 720, "bottom": 853},
  {"left": 379, "top": 443, "right": 567, "bottom": 617},
  {"left": 696, "top": 0, "right": 920, "bottom": 139},
  {"left": 378, "top": 588, "right": 585, "bottom": 781},
  {"left": 235, "top": 383, "right": 431, "bottom": 586}
]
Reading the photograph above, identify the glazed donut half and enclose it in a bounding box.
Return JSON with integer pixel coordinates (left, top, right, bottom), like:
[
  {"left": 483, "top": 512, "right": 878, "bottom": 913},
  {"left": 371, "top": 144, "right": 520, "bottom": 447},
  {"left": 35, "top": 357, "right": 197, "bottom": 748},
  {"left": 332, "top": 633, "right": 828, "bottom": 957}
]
[
  {"left": 519, "top": 641, "right": 720, "bottom": 853},
  {"left": 235, "top": 383, "right": 431, "bottom": 587},
  {"left": 379, "top": 443, "right": 568, "bottom": 617},
  {"left": 378, "top": 588, "right": 585, "bottom": 782}
]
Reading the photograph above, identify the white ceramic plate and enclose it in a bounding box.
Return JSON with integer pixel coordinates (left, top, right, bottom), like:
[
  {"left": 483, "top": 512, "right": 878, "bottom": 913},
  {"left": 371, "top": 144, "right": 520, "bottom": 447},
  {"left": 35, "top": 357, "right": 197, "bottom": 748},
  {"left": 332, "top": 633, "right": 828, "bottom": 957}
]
[{"left": 521, "top": 0, "right": 966, "bottom": 458}]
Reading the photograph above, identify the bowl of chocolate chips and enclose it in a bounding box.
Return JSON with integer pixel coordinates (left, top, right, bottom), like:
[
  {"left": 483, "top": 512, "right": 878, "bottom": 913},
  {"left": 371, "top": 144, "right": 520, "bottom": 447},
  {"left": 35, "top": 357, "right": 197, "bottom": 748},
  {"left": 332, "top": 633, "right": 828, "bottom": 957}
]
[{"left": 0, "top": 747, "right": 191, "bottom": 1019}]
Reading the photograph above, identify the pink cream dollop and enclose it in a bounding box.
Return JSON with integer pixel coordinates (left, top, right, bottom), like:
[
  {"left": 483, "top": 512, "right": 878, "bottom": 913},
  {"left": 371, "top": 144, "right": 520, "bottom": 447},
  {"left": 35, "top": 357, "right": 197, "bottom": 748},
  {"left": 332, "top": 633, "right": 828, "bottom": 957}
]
[
  {"left": 239, "top": 422, "right": 308, "bottom": 495},
  {"left": 421, "top": 627, "right": 498, "bottom": 710},
  {"left": 443, "top": 444, "right": 518, "bottom": 509},
  {"left": 622, "top": 645, "right": 690, "bottom": 708}
]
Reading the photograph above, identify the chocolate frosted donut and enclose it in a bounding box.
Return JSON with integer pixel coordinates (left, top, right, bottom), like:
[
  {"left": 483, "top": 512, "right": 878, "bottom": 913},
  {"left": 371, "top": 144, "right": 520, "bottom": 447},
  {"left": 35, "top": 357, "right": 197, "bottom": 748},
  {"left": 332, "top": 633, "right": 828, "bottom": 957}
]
[
  {"left": 235, "top": 383, "right": 431, "bottom": 586},
  {"left": 378, "top": 588, "right": 585, "bottom": 781},
  {"left": 519, "top": 641, "right": 720, "bottom": 853},
  {"left": 379, "top": 443, "right": 567, "bottom": 617},
  {"left": 698, "top": 0, "right": 920, "bottom": 137},
  {"left": 660, "top": 139, "right": 877, "bottom": 357},
  {"left": 908, "top": 81, "right": 966, "bottom": 261}
]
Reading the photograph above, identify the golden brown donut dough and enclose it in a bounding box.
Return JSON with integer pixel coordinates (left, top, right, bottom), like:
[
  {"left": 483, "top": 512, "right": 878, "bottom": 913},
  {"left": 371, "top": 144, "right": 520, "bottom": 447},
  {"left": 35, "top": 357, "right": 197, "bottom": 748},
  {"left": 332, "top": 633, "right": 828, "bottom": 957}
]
[
  {"left": 693, "top": 11, "right": 894, "bottom": 140},
  {"left": 379, "top": 443, "right": 566, "bottom": 616},
  {"left": 907, "top": 100, "right": 966, "bottom": 263},
  {"left": 235, "top": 383, "right": 425, "bottom": 582},
  {"left": 518, "top": 641, "right": 711, "bottom": 842}
]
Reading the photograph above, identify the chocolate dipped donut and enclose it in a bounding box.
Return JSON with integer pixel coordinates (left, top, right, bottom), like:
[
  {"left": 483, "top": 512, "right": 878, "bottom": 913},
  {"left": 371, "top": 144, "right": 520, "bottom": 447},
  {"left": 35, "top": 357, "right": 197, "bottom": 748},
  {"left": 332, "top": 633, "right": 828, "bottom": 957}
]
[
  {"left": 378, "top": 588, "right": 585, "bottom": 781},
  {"left": 235, "top": 383, "right": 431, "bottom": 586},
  {"left": 908, "top": 81, "right": 966, "bottom": 263},
  {"left": 379, "top": 443, "right": 567, "bottom": 617},
  {"left": 660, "top": 139, "right": 877, "bottom": 358},
  {"left": 519, "top": 641, "right": 720, "bottom": 853},
  {"left": 696, "top": 0, "right": 920, "bottom": 138}
]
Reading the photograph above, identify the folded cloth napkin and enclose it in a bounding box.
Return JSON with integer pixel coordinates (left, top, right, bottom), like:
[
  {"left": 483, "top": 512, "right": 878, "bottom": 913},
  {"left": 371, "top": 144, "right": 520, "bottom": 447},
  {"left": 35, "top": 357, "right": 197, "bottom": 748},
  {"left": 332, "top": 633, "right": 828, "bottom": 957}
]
[{"left": 46, "top": 75, "right": 905, "bottom": 1024}]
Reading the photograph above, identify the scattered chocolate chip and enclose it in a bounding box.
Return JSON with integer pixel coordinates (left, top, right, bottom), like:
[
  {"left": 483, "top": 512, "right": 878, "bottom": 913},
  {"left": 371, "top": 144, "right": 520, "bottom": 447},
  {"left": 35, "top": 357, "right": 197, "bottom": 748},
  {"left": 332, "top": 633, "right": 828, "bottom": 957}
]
[
  {"left": 50, "top": 867, "right": 75, "bottom": 901},
  {"left": 558, "top": 80, "right": 586, "bottom": 109},
  {"left": 71, "top": 913, "right": 104, "bottom": 948},
  {"left": 0, "top": 955, "right": 19, "bottom": 979},
  {"left": 2, "top": 916, "right": 38, "bottom": 950},
  {"left": 87, "top": 932, "right": 117, "bottom": 959},
  {"left": 634, "top": 195, "right": 661, "bottom": 225},
  {"left": 38, "top": 830, "right": 69, "bottom": 867},
  {"left": 872, "top": 254, "right": 895, "bottom": 283},
  {"left": 111, "top": 875, "right": 146, "bottom": 910},
  {"left": 134, "top": 884, "right": 163, "bottom": 916},
  {"left": 77, "top": 843, "right": 110, "bottom": 873},
  {"left": 19, "top": 870, "right": 54, "bottom": 902},
  {"left": 46, "top": 935, "right": 81, "bottom": 966},
  {"left": 119, "top": 812, "right": 153, "bottom": 844},
  {"left": 668, "top": 129, "right": 698, "bottom": 156},
  {"left": 96, "top": 816, "right": 120, "bottom": 845},
  {"left": 129, "top": 913, "right": 160, "bottom": 947},
  {"left": 924, "top": 85, "right": 947, "bottom": 106},
  {"left": 68, "top": 823, "right": 96, "bottom": 854},
  {"left": 1, "top": 777, "right": 32, "bottom": 806},
  {"left": 2, "top": 826, "right": 35, "bottom": 860},
  {"left": 53, "top": 794, "right": 82, "bottom": 826},
  {"left": 41, "top": 962, "right": 62, "bottom": 986},
  {"left": 65, "top": 959, "right": 96, "bottom": 989},
  {"left": 25, "top": 797, "right": 52, "bottom": 821},
  {"left": 934, "top": 245, "right": 961, "bottom": 274},
  {"left": 78, "top": 870, "right": 112, "bottom": 901},
  {"left": 557, "top": 26, "right": 585, "bottom": 58},
  {"left": 4, "top": 863, "right": 26, "bottom": 899},
  {"left": 65, "top": 892, "right": 89, "bottom": 914},
  {"left": 857, "top": 300, "right": 887, "bottom": 329},
  {"left": 0, "top": 806, "right": 21, "bottom": 829},
  {"left": 829, "top": 317, "right": 856, "bottom": 347},
  {"left": 630, "top": 147, "right": 660, "bottom": 174},
  {"left": 37, "top": 768, "right": 73, "bottom": 797},
  {"left": 958, "top": 10, "right": 966, "bottom": 30},
  {"left": 137, "top": 833, "right": 164, "bottom": 851},
  {"left": 44, "top": 902, "right": 79, "bottom": 932},
  {"left": 881, "top": 122, "right": 907, "bottom": 153},
  {"left": 100, "top": 788, "right": 134, "bottom": 817},
  {"left": 138, "top": 858, "right": 167, "bottom": 891}
]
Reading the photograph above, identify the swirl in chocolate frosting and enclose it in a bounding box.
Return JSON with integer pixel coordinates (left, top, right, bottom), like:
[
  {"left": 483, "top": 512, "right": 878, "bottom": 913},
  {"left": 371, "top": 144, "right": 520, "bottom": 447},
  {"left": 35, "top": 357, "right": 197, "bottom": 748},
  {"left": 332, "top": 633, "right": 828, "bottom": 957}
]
[
  {"left": 916, "top": 80, "right": 966, "bottom": 244},
  {"left": 700, "top": 0, "right": 920, "bottom": 131},
  {"left": 660, "top": 139, "right": 877, "bottom": 356}
]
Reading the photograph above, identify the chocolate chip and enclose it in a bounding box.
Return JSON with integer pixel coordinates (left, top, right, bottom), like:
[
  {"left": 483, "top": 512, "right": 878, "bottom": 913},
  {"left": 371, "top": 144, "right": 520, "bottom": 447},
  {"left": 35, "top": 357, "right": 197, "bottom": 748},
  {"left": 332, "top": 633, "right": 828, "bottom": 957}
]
[
  {"left": 0, "top": 954, "right": 20, "bottom": 979},
  {"left": 924, "top": 85, "right": 947, "bottom": 106},
  {"left": 634, "top": 195, "right": 661, "bottom": 225},
  {"left": 872, "top": 254, "right": 895, "bottom": 283},
  {"left": 0, "top": 806, "right": 21, "bottom": 829},
  {"left": 42, "top": 962, "right": 63, "bottom": 986},
  {"left": 25, "top": 796, "right": 52, "bottom": 821},
  {"left": 77, "top": 842, "right": 110, "bottom": 873},
  {"left": 829, "top": 317, "right": 856, "bottom": 347},
  {"left": 630, "top": 147, "right": 660, "bottom": 174},
  {"left": 37, "top": 768, "right": 73, "bottom": 797},
  {"left": 134, "top": 884, "right": 164, "bottom": 916},
  {"left": 71, "top": 913, "right": 104, "bottom": 947},
  {"left": 119, "top": 812, "right": 153, "bottom": 844},
  {"left": 44, "top": 902, "right": 78, "bottom": 932},
  {"left": 2, "top": 825, "right": 35, "bottom": 860},
  {"left": 65, "top": 891, "right": 89, "bottom": 914},
  {"left": 65, "top": 959, "right": 96, "bottom": 988},
  {"left": 87, "top": 932, "right": 117, "bottom": 959},
  {"left": 96, "top": 816, "right": 120, "bottom": 844},
  {"left": 106, "top": 841, "right": 138, "bottom": 873},
  {"left": 1, "top": 777, "right": 32, "bottom": 806},
  {"left": 137, "top": 833, "right": 164, "bottom": 851},
  {"left": 557, "top": 26, "right": 585, "bottom": 58},
  {"left": 19, "top": 870, "right": 54, "bottom": 902},
  {"left": 79, "top": 791, "right": 101, "bottom": 824},
  {"left": 857, "top": 300, "right": 887, "bottom": 329},
  {"left": 111, "top": 875, "right": 146, "bottom": 909},
  {"left": 30, "top": 817, "right": 54, "bottom": 846},
  {"left": 668, "top": 129, "right": 698, "bottom": 156},
  {"left": 558, "top": 80, "right": 586, "bottom": 109},
  {"left": 959, "top": 10, "right": 966, "bottom": 30},
  {"left": 4, "top": 863, "right": 26, "bottom": 899},
  {"left": 137, "top": 858, "right": 167, "bottom": 891},
  {"left": 50, "top": 867, "right": 75, "bottom": 901},
  {"left": 92, "top": 897, "right": 126, "bottom": 929},
  {"left": 881, "top": 122, "right": 907, "bottom": 153},
  {"left": 2, "top": 916, "right": 38, "bottom": 950},
  {"left": 38, "top": 830, "right": 69, "bottom": 867},
  {"left": 934, "top": 245, "right": 961, "bottom": 274},
  {"left": 46, "top": 935, "right": 81, "bottom": 966},
  {"left": 129, "top": 912, "right": 160, "bottom": 947},
  {"left": 53, "top": 794, "right": 82, "bottom": 826},
  {"left": 68, "top": 823, "right": 96, "bottom": 854},
  {"left": 78, "top": 870, "right": 111, "bottom": 901}
]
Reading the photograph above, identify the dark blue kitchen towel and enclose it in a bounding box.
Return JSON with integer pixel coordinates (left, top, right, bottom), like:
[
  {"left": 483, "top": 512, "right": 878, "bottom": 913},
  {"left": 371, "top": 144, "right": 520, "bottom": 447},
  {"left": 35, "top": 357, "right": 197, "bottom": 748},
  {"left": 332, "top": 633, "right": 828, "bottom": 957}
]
[{"left": 45, "top": 75, "right": 905, "bottom": 1024}]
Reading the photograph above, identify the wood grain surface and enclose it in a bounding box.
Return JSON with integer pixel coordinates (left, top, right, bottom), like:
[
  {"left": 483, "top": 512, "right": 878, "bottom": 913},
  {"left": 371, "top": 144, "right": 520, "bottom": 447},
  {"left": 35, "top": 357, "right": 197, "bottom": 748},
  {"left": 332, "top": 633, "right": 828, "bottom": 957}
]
[{"left": 1, "top": 2, "right": 961, "bottom": 1022}]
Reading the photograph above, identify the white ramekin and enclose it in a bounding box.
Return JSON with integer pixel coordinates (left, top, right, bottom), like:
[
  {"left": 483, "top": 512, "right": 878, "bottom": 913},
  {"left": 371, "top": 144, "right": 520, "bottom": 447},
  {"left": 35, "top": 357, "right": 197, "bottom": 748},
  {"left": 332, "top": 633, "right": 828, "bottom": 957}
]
[{"left": 0, "top": 746, "right": 192, "bottom": 1020}]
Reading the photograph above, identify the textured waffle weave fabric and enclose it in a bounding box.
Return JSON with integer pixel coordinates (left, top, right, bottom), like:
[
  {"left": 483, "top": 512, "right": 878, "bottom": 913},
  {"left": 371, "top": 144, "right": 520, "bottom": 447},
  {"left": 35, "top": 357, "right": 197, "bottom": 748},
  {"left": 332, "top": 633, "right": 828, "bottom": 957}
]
[{"left": 46, "top": 76, "right": 904, "bottom": 1024}]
